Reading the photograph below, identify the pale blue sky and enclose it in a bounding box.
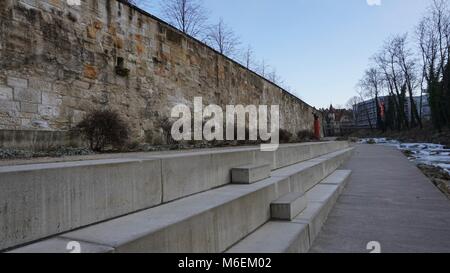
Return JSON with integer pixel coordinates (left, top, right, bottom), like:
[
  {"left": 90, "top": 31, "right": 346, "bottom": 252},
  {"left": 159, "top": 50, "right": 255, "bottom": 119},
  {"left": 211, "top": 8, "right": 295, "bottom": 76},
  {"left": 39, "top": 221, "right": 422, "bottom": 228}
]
[{"left": 146, "top": 0, "right": 432, "bottom": 108}]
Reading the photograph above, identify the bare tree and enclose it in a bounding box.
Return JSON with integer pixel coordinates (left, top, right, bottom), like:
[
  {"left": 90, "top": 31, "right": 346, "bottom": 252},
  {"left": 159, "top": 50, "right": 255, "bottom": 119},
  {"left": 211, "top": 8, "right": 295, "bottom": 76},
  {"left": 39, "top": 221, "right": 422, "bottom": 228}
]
[
  {"left": 392, "top": 34, "right": 423, "bottom": 128},
  {"left": 257, "top": 59, "right": 269, "bottom": 77},
  {"left": 267, "top": 68, "right": 282, "bottom": 85},
  {"left": 416, "top": 0, "right": 450, "bottom": 129},
  {"left": 205, "top": 18, "right": 241, "bottom": 56},
  {"left": 373, "top": 39, "right": 410, "bottom": 130},
  {"left": 160, "top": 0, "right": 208, "bottom": 37},
  {"left": 242, "top": 45, "right": 254, "bottom": 70},
  {"left": 359, "top": 67, "right": 384, "bottom": 130},
  {"left": 346, "top": 96, "right": 360, "bottom": 110}
]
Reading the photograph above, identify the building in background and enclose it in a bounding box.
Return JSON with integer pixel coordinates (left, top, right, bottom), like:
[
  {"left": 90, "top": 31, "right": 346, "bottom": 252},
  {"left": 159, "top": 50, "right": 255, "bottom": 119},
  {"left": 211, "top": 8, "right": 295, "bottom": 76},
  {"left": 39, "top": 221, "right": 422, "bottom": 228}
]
[
  {"left": 322, "top": 105, "right": 354, "bottom": 136},
  {"left": 353, "top": 95, "right": 431, "bottom": 129}
]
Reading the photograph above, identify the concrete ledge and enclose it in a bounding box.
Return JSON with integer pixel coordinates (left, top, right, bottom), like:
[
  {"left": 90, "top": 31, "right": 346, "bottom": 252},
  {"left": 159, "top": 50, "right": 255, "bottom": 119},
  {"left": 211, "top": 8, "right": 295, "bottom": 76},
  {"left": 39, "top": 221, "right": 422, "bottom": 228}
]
[
  {"left": 159, "top": 142, "right": 350, "bottom": 202},
  {"left": 7, "top": 148, "right": 352, "bottom": 253},
  {"left": 12, "top": 177, "right": 290, "bottom": 253},
  {"left": 232, "top": 164, "right": 271, "bottom": 184},
  {"left": 226, "top": 221, "right": 310, "bottom": 253},
  {"left": 271, "top": 192, "right": 307, "bottom": 220},
  {"left": 273, "top": 141, "right": 349, "bottom": 169},
  {"left": 272, "top": 148, "right": 354, "bottom": 193},
  {"left": 0, "top": 158, "right": 162, "bottom": 251},
  {"left": 319, "top": 170, "right": 352, "bottom": 194}
]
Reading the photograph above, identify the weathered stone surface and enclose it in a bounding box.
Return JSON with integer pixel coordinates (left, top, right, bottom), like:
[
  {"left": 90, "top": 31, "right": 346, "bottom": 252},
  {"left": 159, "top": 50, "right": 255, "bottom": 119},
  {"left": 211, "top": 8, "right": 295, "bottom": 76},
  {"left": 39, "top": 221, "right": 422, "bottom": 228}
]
[
  {"left": 7, "top": 76, "right": 28, "bottom": 88},
  {"left": 20, "top": 102, "right": 38, "bottom": 113},
  {"left": 13, "top": 88, "right": 41, "bottom": 103},
  {"left": 0, "top": 100, "right": 20, "bottom": 113},
  {"left": 38, "top": 105, "right": 59, "bottom": 118},
  {"left": 0, "top": 86, "right": 13, "bottom": 100},
  {"left": 29, "top": 78, "right": 52, "bottom": 92},
  {"left": 0, "top": 0, "right": 321, "bottom": 143},
  {"left": 42, "top": 92, "right": 62, "bottom": 106}
]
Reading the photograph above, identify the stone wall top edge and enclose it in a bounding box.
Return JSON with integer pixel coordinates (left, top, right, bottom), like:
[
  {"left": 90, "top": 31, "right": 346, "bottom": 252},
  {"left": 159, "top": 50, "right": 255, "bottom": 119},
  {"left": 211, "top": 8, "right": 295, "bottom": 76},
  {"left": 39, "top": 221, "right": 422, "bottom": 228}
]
[{"left": 113, "top": 0, "right": 316, "bottom": 110}]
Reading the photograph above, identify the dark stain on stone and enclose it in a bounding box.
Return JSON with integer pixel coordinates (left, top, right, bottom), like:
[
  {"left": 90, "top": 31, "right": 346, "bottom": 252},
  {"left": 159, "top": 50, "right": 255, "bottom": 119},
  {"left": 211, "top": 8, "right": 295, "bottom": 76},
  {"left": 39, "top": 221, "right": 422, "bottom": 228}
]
[
  {"left": 14, "top": 4, "right": 40, "bottom": 24},
  {"left": 67, "top": 12, "right": 77, "bottom": 23},
  {"left": 166, "top": 28, "right": 183, "bottom": 45}
]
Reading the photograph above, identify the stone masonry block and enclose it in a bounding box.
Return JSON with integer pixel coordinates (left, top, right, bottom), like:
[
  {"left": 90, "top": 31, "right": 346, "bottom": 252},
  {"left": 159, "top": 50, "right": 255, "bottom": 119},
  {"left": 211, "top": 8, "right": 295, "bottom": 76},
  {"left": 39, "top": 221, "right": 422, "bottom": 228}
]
[
  {"left": 42, "top": 92, "right": 62, "bottom": 106},
  {"left": 0, "top": 100, "right": 20, "bottom": 112},
  {"left": 20, "top": 102, "right": 38, "bottom": 113},
  {"left": 13, "top": 88, "right": 41, "bottom": 103},
  {"left": 38, "top": 105, "right": 60, "bottom": 118},
  {"left": 0, "top": 86, "right": 13, "bottom": 100},
  {"left": 7, "top": 76, "right": 28, "bottom": 88},
  {"left": 29, "top": 78, "right": 52, "bottom": 92}
]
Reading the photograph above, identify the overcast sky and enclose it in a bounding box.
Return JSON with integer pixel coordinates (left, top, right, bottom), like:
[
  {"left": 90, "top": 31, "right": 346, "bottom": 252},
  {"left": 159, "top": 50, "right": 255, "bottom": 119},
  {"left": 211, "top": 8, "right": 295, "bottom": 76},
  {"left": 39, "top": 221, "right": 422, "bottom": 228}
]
[{"left": 145, "top": 0, "right": 432, "bottom": 109}]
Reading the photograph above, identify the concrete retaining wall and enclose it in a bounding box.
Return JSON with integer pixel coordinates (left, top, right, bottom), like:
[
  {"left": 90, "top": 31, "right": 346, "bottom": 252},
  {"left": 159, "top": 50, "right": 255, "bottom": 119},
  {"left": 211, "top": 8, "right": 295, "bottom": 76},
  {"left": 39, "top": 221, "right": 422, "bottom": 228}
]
[
  {"left": 9, "top": 147, "right": 353, "bottom": 253},
  {"left": 0, "top": 158, "right": 162, "bottom": 251},
  {"left": 0, "top": 141, "right": 349, "bottom": 251}
]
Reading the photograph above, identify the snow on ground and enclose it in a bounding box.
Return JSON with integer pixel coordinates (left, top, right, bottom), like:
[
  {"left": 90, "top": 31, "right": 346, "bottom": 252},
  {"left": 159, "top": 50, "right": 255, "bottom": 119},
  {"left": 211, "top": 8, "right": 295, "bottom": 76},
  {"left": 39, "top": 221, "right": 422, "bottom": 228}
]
[{"left": 359, "top": 138, "right": 450, "bottom": 175}]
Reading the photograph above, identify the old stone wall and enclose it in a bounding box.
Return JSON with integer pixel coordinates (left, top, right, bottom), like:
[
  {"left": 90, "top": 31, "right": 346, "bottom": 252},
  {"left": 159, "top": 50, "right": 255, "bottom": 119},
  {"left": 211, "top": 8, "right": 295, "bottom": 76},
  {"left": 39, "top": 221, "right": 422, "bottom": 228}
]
[{"left": 0, "top": 0, "right": 319, "bottom": 144}]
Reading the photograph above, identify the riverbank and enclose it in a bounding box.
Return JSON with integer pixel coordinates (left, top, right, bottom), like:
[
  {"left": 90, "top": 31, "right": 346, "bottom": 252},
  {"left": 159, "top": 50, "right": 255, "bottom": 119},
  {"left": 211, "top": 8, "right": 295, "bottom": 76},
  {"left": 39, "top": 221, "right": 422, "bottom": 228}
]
[
  {"left": 417, "top": 164, "right": 450, "bottom": 199},
  {"left": 349, "top": 126, "right": 450, "bottom": 147}
]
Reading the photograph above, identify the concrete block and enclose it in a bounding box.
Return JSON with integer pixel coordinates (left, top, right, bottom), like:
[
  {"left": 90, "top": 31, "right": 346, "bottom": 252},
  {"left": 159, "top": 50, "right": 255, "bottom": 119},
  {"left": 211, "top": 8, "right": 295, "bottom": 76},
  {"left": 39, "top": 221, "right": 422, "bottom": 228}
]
[
  {"left": 227, "top": 221, "right": 310, "bottom": 253},
  {"left": 253, "top": 150, "right": 275, "bottom": 169},
  {"left": 7, "top": 175, "right": 292, "bottom": 253},
  {"left": 7, "top": 76, "right": 28, "bottom": 88},
  {"left": 50, "top": 177, "right": 288, "bottom": 253},
  {"left": 160, "top": 149, "right": 254, "bottom": 202},
  {"left": 293, "top": 202, "right": 330, "bottom": 245},
  {"left": 293, "top": 172, "right": 347, "bottom": 245},
  {"left": 274, "top": 143, "right": 312, "bottom": 169},
  {"left": 231, "top": 164, "right": 270, "bottom": 184},
  {"left": 0, "top": 158, "right": 162, "bottom": 251},
  {"left": 271, "top": 192, "right": 307, "bottom": 220},
  {"left": 272, "top": 148, "right": 353, "bottom": 193},
  {"left": 2, "top": 142, "right": 352, "bottom": 252},
  {"left": 273, "top": 142, "right": 349, "bottom": 169},
  {"left": 320, "top": 170, "right": 352, "bottom": 194},
  {"left": 306, "top": 184, "right": 340, "bottom": 205}
]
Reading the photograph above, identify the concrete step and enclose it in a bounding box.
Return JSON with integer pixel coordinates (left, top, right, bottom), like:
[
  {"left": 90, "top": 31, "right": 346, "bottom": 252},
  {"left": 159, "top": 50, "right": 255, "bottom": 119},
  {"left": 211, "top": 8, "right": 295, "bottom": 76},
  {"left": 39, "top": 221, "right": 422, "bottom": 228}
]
[
  {"left": 226, "top": 221, "right": 310, "bottom": 253},
  {"left": 6, "top": 149, "right": 353, "bottom": 253},
  {"left": 270, "top": 192, "right": 307, "bottom": 221},
  {"left": 0, "top": 141, "right": 349, "bottom": 251},
  {"left": 226, "top": 169, "right": 352, "bottom": 253},
  {"left": 231, "top": 164, "right": 271, "bottom": 184},
  {"left": 319, "top": 170, "right": 352, "bottom": 194},
  {"left": 0, "top": 142, "right": 348, "bottom": 250}
]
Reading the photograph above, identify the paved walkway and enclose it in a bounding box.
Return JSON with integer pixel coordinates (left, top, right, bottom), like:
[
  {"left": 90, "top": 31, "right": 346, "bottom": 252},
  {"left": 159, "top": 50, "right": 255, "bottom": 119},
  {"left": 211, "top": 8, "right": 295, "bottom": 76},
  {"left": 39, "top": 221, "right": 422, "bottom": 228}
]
[{"left": 310, "top": 144, "right": 450, "bottom": 253}]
